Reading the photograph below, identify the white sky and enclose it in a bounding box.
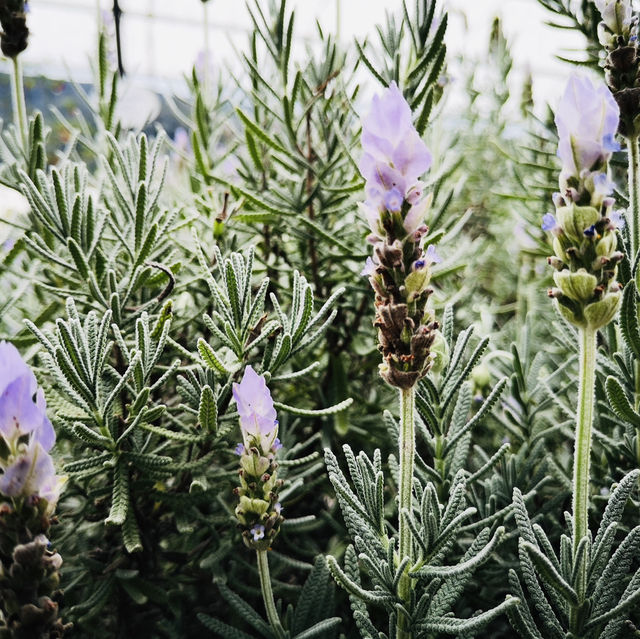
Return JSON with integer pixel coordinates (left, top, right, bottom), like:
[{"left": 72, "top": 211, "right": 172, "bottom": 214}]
[{"left": 12, "top": 0, "right": 588, "bottom": 108}]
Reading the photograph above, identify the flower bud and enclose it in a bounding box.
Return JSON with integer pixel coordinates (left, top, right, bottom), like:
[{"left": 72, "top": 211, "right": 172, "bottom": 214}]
[
  {"left": 584, "top": 290, "right": 622, "bottom": 329},
  {"left": 553, "top": 270, "right": 598, "bottom": 303},
  {"left": 556, "top": 205, "right": 600, "bottom": 243}
]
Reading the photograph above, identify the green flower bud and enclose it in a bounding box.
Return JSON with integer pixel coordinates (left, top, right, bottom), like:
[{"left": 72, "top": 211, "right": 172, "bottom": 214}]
[
  {"left": 404, "top": 265, "right": 432, "bottom": 303},
  {"left": 554, "top": 299, "right": 585, "bottom": 328},
  {"left": 235, "top": 495, "right": 269, "bottom": 524},
  {"left": 596, "top": 231, "right": 617, "bottom": 256},
  {"left": 553, "top": 236, "right": 568, "bottom": 262},
  {"left": 241, "top": 452, "right": 270, "bottom": 478},
  {"left": 556, "top": 205, "right": 600, "bottom": 243},
  {"left": 584, "top": 290, "right": 621, "bottom": 329},
  {"left": 553, "top": 269, "right": 598, "bottom": 302}
]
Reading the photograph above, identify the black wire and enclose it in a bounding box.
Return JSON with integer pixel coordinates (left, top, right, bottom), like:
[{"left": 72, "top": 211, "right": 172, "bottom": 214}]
[{"left": 113, "top": 0, "right": 125, "bottom": 76}]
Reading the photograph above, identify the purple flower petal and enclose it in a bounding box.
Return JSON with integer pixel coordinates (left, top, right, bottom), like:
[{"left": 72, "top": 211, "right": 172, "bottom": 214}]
[
  {"left": 232, "top": 366, "right": 278, "bottom": 443},
  {"left": 542, "top": 213, "right": 558, "bottom": 232},
  {"left": 555, "top": 74, "right": 619, "bottom": 176},
  {"left": 384, "top": 187, "right": 403, "bottom": 213},
  {"left": 250, "top": 524, "right": 265, "bottom": 541},
  {"left": 425, "top": 244, "right": 442, "bottom": 264}
]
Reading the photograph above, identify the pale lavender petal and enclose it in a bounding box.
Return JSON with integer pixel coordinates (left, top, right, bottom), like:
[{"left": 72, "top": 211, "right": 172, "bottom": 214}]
[
  {"left": 384, "top": 187, "right": 403, "bottom": 212},
  {"left": 542, "top": 213, "right": 558, "bottom": 232},
  {"left": 425, "top": 244, "right": 442, "bottom": 264},
  {"left": 555, "top": 74, "right": 619, "bottom": 175},
  {"left": 232, "top": 366, "right": 277, "bottom": 439}
]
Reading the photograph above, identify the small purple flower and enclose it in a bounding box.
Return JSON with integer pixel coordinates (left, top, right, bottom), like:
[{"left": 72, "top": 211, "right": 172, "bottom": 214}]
[
  {"left": 234, "top": 443, "right": 245, "bottom": 456},
  {"left": 610, "top": 209, "right": 626, "bottom": 229},
  {"left": 272, "top": 437, "right": 282, "bottom": 451},
  {"left": 232, "top": 366, "right": 278, "bottom": 448},
  {"left": 250, "top": 524, "right": 265, "bottom": 541},
  {"left": 542, "top": 213, "right": 559, "bottom": 232},
  {"left": 361, "top": 256, "right": 377, "bottom": 277},
  {"left": 592, "top": 172, "right": 615, "bottom": 196},
  {"left": 555, "top": 74, "right": 620, "bottom": 177},
  {"left": 414, "top": 259, "right": 425, "bottom": 270},
  {"left": 384, "top": 187, "right": 403, "bottom": 213},
  {"left": 584, "top": 225, "right": 597, "bottom": 237},
  {"left": 425, "top": 244, "right": 442, "bottom": 264},
  {"left": 274, "top": 502, "right": 282, "bottom": 515}
]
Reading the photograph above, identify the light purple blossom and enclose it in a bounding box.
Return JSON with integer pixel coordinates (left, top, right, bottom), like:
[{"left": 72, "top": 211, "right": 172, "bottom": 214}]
[
  {"left": 0, "top": 342, "right": 55, "bottom": 452},
  {"left": 555, "top": 74, "right": 620, "bottom": 178},
  {"left": 592, "top": 172, "right": 615, "bottom": 197},
  {"left": 359, "top": 82, "right": 432, "bottom": 195},
  {"left": 384, "top": 187, "right": 403, "bottom": 213},
  {"left": 0, "top": 343, "right": 63, "bottom": 511},
  {"left": 274, "top": 502, "right": 282, "bottom": 515},
  {"left": 425, "top": 244, "right": 442, "bottom": 264},
  {"left": 542, "top": 213, "right": 559, "bottom": 232},
  {"left": 232, "top": 366, "right": 278, "bottom": 448},
  {"left": 361, "top": 256, "right": 377, "bottom": 277},
  {"left": 272, "top": 437, "right": 282, "bottom": 451},
  {"left": 610, "top": 209, "right": 626, "bottom": 229},
  {"left": 234, "top": 443, "right": 245, "bottom": 456},
  {"left": 0, "top": 440, "right": 62, "bottom": 507},
  {"left": 250, "top": 524, "right": 265, "bottom": 541}
]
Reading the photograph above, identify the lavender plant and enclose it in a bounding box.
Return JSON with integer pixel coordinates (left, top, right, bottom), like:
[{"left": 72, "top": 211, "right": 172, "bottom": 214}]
[
  {"left": 325, "top": 83, "right": 517, "bottom": 639},
  {"left": 2, "top": 0, "right": 640, "bottom": 637},
  {"left": 508, "top": 73, "right": 640, "bottom": 639}
]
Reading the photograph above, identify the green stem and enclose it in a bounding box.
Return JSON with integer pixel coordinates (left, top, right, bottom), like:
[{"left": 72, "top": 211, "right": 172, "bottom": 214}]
[
  {"left": 628, "top": 136, "right": 640, "bottom": 263},
  {"left": 10, "top": 56, "right": 28, "bottom": 151},
  {"left": 397, "top": 386, "right": 416, "bottom": 639},
  {"left": 571, "top": 327, "right": 597, "bottom": 556},
  {"left": 256, "top": 549, "right": 286, "bottom": 639}
]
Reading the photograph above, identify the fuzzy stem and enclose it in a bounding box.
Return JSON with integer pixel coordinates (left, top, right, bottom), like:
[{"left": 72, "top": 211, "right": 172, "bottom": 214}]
[
  {"left": 628, "top": 136, "right": 640, "bottom": 263},
  {"left": 397, "top": 386, "right": 416, "bottom": 639},
  {"left": 571, "top": 327, "right": 597, "bottom": 557},
  {"left": 256, "top": 550, "right": 286, "bottom": 639},
  {"left": 10, "top": 56, "right": 27, "bottom": 151}
]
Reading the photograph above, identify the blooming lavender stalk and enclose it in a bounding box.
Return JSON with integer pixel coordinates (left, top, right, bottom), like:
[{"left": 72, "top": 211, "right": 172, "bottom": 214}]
[
  {"left": 231, "top": 365, "right": 285, "bottom": 639},
  {"left": 359, "top": 83, "right": 445, "bottom": 639},
  {"left": 542, "top": 75, "right": 623, "bottom": 565},
  {"left": 0, "top": 342, "right": 69, "bottom": 637}
]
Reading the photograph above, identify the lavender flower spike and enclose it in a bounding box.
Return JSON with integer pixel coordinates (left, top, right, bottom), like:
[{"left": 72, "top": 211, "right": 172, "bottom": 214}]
[
  {"left": 232, "top": 365, "right": 278, "bottom": 450},
  {"left": 555, "top": 74, "right": 620, "bottom": 179}
]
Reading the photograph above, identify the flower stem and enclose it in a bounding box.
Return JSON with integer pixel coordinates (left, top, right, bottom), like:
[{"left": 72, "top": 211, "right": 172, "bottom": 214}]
[
  {"left": 627, "top": 136, "right": 640, "bottom": 263},
  {"left": 10, "top": 56, "right": 28, "bottom": 151},
  {"left": 256, "top": 549, "right": 286, "bottom": 639},
  {"left": 572, "top": 326, "right": 597, "bottom": 557},
  {"left": 397, "top": 386, "right": 416, "bottom": 639}
]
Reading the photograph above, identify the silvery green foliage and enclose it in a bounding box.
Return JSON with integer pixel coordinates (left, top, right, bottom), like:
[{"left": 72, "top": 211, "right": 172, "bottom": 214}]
[
  {"left": 508, "top": 471, "right": 640, "bottom": 638},
  {"left": 198, "top": 556, "right": 342, "bottom": 639}
]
